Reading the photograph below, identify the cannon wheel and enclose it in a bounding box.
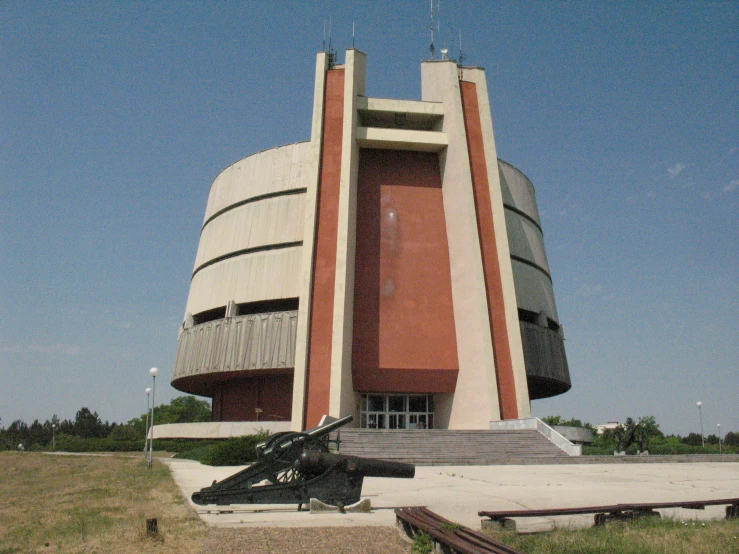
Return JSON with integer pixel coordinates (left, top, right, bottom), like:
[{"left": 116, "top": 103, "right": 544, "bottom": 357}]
[{"left": 265, "top": 432, "right": 328, "bottom": 485}]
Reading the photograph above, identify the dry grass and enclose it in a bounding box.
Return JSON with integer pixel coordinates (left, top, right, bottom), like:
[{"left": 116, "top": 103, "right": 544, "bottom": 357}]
[
  {"left": 199, "top": 527, "right": 411, "bottom": 554},
  {"left": 0, "top": 452, "right": 410, "bottom": 554},
  {"left": 5, "top": 452, "right": 735, "bottom": 554},
  {"left": 0, "top": 452, "right": 208, "bottom": 553}
]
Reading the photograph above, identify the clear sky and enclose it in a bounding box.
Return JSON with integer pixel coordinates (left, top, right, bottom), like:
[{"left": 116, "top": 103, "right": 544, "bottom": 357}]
[{"left": 1, "top": 2, "right": 736, "bottom": 436}]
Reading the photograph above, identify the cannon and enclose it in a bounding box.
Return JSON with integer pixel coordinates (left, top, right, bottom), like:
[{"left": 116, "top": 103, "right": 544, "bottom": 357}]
[
  {"left": 614, "top": 418, "right": 649, "bottom": 454},
  {"left": 191, "top": 415, "right": 415, "bottom": 509}
]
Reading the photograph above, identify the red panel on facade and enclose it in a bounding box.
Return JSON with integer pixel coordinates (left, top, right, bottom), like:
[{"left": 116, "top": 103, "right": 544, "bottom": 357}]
[
  {"left": 213, "top": 375, "right": 293, "bottom": 422},
  {"left": 304, "top": 69, "right": 345, "bottom": 428},
  {"left": 353, "top": 149, "right": 458, "bottom": 393},
  {"left": 459, "top": 80, "right": 518, "bottom": 419}
]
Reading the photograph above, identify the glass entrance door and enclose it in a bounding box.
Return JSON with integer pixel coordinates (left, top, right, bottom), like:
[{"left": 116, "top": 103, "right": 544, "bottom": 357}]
[{"left": 360, "top": 394, "right": 434, "bottom": 429}]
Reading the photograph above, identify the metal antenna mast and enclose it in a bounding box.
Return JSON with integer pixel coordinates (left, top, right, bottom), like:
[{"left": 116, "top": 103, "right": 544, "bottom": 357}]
[
  {"left": 429, "top": 0, "right": 437, "bottom": 59},
  {"left": 326, "top": 15, "right": 335, "bottom": 68},
  {"left": 458, "top": 29, "right": 465, "bottom": 79}
]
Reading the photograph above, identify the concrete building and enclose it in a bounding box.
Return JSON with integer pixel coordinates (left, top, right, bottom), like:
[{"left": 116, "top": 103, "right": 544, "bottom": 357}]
[{"left": 171, "top": 49, "right": 570, "bottom": 432}]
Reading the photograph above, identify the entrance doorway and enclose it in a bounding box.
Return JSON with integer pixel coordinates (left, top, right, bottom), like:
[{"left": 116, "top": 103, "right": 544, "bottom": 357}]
[{"left": 360, "top": 394, "right": 434, "bottom": 429}]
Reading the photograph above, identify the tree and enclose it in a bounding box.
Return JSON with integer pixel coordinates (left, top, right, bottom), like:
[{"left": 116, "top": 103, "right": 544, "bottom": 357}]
[
  {"left": 155, "top": 396, "right": 211, "bottom": 424},
  {"left": 28, "top": 420, "right": 46, "bottom": 446},
  {"left": 542, "top": 416, "right": 594, "bottom": 430},
  {"left": 636, "top": 416, "right": 663, "bottom": 440},
  {"left": 74, "top": 408, "right": 107, "bottom": 439},
  {"left": 124, "top": 395, "right": 211, "bottom": 438},
  {"left": 682, "top": 432, "right": 703, "bottom": 446}
]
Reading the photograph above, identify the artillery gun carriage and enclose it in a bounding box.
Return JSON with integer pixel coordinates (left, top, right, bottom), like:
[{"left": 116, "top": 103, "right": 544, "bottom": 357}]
[{"left": 192, "top": 415, "right": 415, "bottom": 509}]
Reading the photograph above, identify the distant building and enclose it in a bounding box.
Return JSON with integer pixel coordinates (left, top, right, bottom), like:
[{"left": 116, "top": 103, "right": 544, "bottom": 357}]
[
  {"left": 171, "top": 49, "right": 570, "bottom": 431},
  {"left": 596, "top": 422, "right": 621, "bottom": 435}
]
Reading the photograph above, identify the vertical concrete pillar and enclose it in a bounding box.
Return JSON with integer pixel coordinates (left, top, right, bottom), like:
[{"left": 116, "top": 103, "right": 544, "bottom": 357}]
[
  {"left": 462, "top": 68, "right": 531, "bottom": 418},
  {"left": 291, "top": 52, "right": 329, "bottom": 431},
  {"left": 328, "top": 49, "right": 366, "bottom": 422},
  {"left": 421, "top": 61, "right": 502, "bottom": 427}
]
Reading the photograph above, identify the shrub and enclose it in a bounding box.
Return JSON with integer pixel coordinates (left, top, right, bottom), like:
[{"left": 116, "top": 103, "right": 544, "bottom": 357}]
[{"left": 176, "top": 433, "right": 269, "bottom": 466}]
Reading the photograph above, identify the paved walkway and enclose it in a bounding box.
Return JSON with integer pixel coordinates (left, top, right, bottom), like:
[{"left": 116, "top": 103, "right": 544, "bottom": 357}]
[{"left": 162, "top": 458, "right": 739, "bottom": 532}]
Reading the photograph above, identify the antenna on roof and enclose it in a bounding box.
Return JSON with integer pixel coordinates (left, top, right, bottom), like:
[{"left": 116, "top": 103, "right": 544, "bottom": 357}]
[
  {"left": 458, "top": 29, "right": 465, "bottom": 79},
  {"left": 352, "top": 21, "right": 355, "bottom": 48},
  {"left": 429, "top": 0, "right": 440, "bottom": 59},
  {"left": 326, "top": 15, "right": 336, "bottom": 69},
  {"left": 458, "top": 30, "right": 464, "bottom": 65}
]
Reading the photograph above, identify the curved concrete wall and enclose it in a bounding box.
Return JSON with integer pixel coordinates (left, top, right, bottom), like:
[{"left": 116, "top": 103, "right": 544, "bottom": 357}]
[
  {"left": 498, "top": 160, "right": 559, "bottom": 323},
  {"left": 498, "top": 160, "right": 570, "bottom": 398},
  {"left": 172, "top": 310, "right": 299, "bottom": 395},
  {"left": 203, "top": 141, "right": 313, "bottom": 223},
  {"left": 185, "top": 142, "right": 310, "bottom": 318}
]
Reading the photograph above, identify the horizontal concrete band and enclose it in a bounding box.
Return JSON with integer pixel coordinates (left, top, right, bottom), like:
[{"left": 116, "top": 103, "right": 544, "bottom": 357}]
[
  {"left": 511, "top": 256, "right": 552, "bottom": 283},
  {"left": 152, "top": 421, "right": 292, "bottom": 439},
  {"left": 519, "top": 321, "right": 570, "bottom": 399},
  {"left": 201, "top": 187, "right": 308, "bottom": 231},
  {"left": 173, "top": 311, "right": 299, "bottom": 383},
  {"left": 192, "top": 242, "right": 303, "bottom": 279},
  {"left": 203, "top": 141, "right": 313, "bottom": 222},
  {"left": 504, "top": 203, "right": 543, "bottom": 234}
]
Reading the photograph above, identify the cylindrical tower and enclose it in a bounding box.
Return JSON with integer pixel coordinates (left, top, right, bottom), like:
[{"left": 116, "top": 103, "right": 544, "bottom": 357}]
[
  {"left": 498, "top": 160, "right": 571, "bottom": 398},
  {"left": 171, "top": 49, "right": 571, "bottom": 430},
  {"left": 172, "top": 141, "right": 312, "bottom": 422}
]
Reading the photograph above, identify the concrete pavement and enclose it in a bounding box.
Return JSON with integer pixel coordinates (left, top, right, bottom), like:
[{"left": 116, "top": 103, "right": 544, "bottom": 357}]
[{"left": 162, "top": 458, "right": 739, "bottom": 532}]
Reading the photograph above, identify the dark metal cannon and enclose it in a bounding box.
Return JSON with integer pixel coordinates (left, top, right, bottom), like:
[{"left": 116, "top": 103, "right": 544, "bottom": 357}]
[{"left": 191, "top": 415, "right": 415, "bottom": 509}]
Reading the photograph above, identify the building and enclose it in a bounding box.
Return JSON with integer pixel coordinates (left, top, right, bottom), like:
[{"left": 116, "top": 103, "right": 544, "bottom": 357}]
[{"left": 171, "top": 49, "right": 570, "bottom": 432}]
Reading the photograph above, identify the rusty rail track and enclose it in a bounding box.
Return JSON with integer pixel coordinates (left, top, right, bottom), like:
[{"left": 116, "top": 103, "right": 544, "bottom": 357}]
[
  {"left": 396, "top": 506, "right": 522, "bottom": 554},
  {"left": 479, "top": 497, "right": 739, "bottom": 527}
]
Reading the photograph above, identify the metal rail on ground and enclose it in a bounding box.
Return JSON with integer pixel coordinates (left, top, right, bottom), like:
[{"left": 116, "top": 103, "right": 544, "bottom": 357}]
[
  {"left": 396, "top": 506, "right": 522, "bottom": 554},
  {"left": 479, "top": 497, "right": 739, "bottom": 527}
]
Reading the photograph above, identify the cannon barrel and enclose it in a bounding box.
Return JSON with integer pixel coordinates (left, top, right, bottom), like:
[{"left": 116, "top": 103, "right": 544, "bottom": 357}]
[
  {"left": 298, "top": 451, "right": 415, "bottom": 479},
  {"left": 257, "top": 415, "right": 354, "bottom": 458},
  {"left": 305, "top": 415, "right": 354, "bottom": 438}
]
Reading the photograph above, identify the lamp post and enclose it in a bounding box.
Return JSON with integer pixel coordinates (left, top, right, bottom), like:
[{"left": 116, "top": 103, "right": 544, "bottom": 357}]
[
  {"left": 148, "top": 368, "right": 158, "bottom": 468},
  {"left": 52, "top": 424, "right": 56, "bottom": 450},
  {"left": 696, "top": 402, "right": 704, "bottom": 448},
  {"left": 144, "top": 387, "right": 151, "bottom": 458},
  {"left": 717, "top": 423, "right": 722, "bottom": 454}
]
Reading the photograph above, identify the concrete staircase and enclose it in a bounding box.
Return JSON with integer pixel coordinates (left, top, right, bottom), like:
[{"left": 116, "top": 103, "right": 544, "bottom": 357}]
[{"left": 332, "top": 429, "right": 573, "bottom": 465}]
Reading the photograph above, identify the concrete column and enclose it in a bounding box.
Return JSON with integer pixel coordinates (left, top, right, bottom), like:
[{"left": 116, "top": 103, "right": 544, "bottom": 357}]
[
  {"left": 421, "top": 60, "right": 501, "bottom": 428},
  {"left": 291, "top": 52, "right": 328, "bottom": 430},
  {"left": 328, "top": 49, "right": 366, "bottom": 422},
  {"left": 462, "top": 67, "right": 530, "bottom": 418}
]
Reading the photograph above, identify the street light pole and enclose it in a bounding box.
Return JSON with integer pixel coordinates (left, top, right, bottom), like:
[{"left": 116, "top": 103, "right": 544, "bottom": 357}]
[
  {"left": 696, "top": 402, "right": 704, "bottom": 448},
  {"left": 52, "top": 424, "right": 56, "bottom": 450},
  {"left": 144, "top": 388, "right": 151, "bottom": 458},
  {"left": 148, "top": 368, "right": 159, "bottom": 468},
  {"left": 717, "top": 423, "right": 722, "bottom": 454}
]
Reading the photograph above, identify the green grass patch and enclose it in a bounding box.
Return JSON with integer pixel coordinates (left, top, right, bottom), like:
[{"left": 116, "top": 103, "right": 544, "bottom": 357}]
[{"left": 485, "top": 516, "right": 739, "bottom": 554}]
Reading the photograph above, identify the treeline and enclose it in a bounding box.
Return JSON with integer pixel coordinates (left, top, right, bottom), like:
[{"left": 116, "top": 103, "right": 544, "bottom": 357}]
[
  {"left": 543, "top": 415, "right": 738, "bottom": 454},
  {"left": 0, "top": 396, "right": 211, "bottom": 452}
]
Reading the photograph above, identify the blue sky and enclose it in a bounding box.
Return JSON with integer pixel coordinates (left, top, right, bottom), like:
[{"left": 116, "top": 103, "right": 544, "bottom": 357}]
[{"left": 1, "top": 1, "right": 736, "bottom": 436}]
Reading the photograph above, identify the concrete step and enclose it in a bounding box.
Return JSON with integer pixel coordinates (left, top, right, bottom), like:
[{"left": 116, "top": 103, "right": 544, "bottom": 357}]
[{"left": 332, "top": 429, "right": 572, "bottom": 465}]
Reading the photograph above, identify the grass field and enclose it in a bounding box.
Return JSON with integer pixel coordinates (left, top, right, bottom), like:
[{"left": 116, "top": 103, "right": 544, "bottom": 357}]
[
  {"left": 0, "top": 452, "right": 409, "bottom": 554},
  {"left": 0, "top": 452, "right": 208, "bottom": 553},
  {"left": 487, "top": 517, "right": 739, "bottom": 554},
  {"left": 1, "top": 452, "right": 736, "bottom": 553}
]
